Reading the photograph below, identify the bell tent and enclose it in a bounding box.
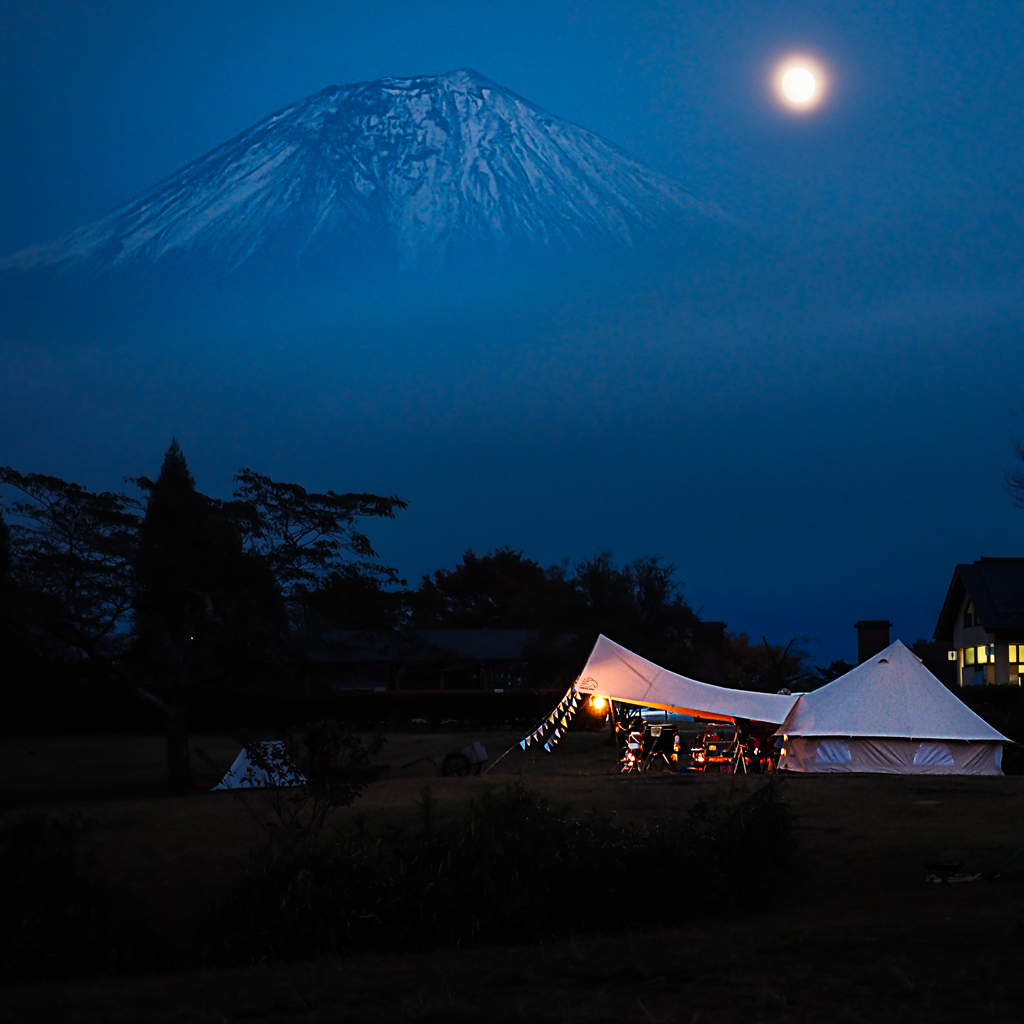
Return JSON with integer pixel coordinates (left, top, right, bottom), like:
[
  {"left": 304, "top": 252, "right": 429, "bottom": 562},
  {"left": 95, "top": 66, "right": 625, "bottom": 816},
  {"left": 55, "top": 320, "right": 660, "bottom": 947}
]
[{"left": 776, "top": 640, "right": 1009, "bottom": 775}]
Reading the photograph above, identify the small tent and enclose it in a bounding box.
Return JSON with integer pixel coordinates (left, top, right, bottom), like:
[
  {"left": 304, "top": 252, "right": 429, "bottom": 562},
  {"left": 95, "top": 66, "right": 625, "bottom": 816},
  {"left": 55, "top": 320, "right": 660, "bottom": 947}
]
[
  {"left": 777, "top": 640, "right": 1009, "bottom": 775},
  {"left": 575, "top": 634, "right": 799, "bottom": 724},
  {"left": 212, "top": 740, "right": 306, "bottom": 790}
]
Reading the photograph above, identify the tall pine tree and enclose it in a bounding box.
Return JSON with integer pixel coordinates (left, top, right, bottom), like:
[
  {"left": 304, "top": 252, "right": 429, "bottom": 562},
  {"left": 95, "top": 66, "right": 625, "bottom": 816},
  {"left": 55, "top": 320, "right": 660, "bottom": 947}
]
[{"left": 133, "top": 440, "right": 281, "bottom": 786}]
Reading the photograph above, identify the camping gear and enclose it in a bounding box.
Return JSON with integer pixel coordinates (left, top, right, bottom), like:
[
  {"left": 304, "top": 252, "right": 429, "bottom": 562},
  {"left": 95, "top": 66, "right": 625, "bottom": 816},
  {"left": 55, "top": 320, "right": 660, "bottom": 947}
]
[
  {"left": 402, "top": 740, "right": 489, "bottom": 776},
  {"left": 436, "top": 741, "right": 489, "bottom": 776},
  {"left": 695, "top": 725, "right": 740, "bottom": 772},
  {"left": 212, "top": 740, "right": 306, "bottom": 790},
  {"left": 611, "top": 717, "right": 686, "bottom": 773},
  {"left": 618, "top": 721, "right": 645, "bottom": 772},
  {"left": 574, "top": 635, "right": 799, "bottom": 724},
  {"left": 776, "top": 640, "right": 1010, "bottom": 775},
  {"left": 641, "top": 723, "right": 679, "bottom": 771},
  {"left": 743, "top": 728, "right": 778, "bottom": 774},
  {"left": 924, "top": 860, "right": 982, "bottom": 884}
]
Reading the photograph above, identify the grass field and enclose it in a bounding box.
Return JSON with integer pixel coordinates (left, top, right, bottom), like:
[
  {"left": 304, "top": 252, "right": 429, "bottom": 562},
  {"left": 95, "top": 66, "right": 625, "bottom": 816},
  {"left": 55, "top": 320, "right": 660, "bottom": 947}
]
[{"left": 3, "top": 729, "right": 1024, "bottom": 1022}]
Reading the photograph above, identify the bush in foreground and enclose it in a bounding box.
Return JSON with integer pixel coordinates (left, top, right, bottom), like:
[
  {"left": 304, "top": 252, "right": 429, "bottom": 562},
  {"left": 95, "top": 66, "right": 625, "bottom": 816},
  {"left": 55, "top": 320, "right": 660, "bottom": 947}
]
[
  {"left": 0, "top": 814, "right": 127, "bottom": 979},
  {"left": 213, "top": 780, "right": 795, "bottom": 964}
]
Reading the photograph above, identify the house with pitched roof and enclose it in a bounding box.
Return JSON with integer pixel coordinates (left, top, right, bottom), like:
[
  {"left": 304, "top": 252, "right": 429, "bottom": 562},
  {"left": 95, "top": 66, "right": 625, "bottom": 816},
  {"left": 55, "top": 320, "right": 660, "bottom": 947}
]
[{"left": 934, "top": 557, "right": 1024, "bottom": 686}]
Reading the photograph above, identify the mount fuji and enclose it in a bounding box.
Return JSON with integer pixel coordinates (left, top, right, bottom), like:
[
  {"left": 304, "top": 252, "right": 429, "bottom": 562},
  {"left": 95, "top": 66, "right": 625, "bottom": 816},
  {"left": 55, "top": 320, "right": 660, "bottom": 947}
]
[{"left": 1, "top": 69, "right": 726, "bottom": 285}]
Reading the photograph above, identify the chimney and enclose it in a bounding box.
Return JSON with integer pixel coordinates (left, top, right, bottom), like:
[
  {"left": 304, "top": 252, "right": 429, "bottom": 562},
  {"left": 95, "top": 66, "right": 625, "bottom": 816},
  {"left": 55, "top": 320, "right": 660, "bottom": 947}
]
[{"left": 855, "top": 620, "right": 892, "bottom": 664}]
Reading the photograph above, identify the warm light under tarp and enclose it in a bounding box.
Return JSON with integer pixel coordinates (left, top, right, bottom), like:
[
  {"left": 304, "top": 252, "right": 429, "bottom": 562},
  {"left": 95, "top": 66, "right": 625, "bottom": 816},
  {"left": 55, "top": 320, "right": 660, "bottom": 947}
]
[{"left": 574, "top": 635, "right": 799, "bottom": 724}]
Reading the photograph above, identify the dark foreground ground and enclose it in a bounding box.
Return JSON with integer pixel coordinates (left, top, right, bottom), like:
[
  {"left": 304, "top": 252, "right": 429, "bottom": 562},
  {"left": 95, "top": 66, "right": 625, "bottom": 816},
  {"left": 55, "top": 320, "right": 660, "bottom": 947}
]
[{"left": 2, "top": 730, "right": 1024, "bottom": 1022}]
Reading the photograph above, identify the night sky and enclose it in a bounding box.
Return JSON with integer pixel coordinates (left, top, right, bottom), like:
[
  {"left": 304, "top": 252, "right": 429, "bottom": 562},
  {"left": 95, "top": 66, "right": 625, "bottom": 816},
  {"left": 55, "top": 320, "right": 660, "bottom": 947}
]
[{"left": 2, "top": 0, "right": 1023, "bottom": 663}]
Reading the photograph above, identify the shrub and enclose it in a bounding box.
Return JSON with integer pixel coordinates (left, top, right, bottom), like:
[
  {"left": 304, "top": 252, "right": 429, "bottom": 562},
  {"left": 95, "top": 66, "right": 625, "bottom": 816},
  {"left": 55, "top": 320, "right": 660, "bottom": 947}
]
[
  {"left": 199, "top": 722, "right": 385, "bottom": 856},
  {"left": 212, "top": 780, "right": 795, "bottom": 964},
  {"left": 0, "top": 814, "right": 115, "bottom": 978}
]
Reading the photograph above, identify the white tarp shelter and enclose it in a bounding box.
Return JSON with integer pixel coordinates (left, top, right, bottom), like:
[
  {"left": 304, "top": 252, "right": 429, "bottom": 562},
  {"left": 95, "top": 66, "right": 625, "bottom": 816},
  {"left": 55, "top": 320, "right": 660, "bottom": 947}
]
[
  {"left": 574, "top": 634, "right": 799, "bottom": 724},
  {"left": 212, "top": 740, "right": 306, "bottom": 790},
  {"left": 777, "top": 640, "right": 1009, "bottom": 775}
]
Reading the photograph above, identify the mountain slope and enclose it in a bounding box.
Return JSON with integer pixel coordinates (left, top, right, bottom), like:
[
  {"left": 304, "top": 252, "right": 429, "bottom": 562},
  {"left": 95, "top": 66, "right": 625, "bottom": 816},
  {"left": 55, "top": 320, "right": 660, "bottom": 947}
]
[{"left": 2, "top": 69, "right": 725, "bottom": 281}]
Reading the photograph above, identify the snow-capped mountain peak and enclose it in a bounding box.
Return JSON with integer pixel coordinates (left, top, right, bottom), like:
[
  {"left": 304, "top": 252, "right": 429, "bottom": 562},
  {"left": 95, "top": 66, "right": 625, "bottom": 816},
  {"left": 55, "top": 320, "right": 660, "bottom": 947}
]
[{"left": 1, "top": 69, "right": 725, "bottom": 278}]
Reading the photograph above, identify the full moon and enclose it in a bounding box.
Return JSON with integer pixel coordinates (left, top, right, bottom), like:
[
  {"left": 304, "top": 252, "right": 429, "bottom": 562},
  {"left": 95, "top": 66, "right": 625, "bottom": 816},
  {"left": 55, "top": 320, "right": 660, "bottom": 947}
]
[
  {"left": 774, "top": 57, "right": 826, "bottom": 110},
  {"left": 781, "top": 66, "right": 816, "bottom": 104}
]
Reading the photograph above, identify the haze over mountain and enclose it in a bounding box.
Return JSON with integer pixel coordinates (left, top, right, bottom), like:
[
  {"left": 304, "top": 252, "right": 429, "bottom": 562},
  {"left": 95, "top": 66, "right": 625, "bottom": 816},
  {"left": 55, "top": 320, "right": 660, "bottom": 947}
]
[{"left": 1, "top": 68, "right": 725, "bottom": 292}]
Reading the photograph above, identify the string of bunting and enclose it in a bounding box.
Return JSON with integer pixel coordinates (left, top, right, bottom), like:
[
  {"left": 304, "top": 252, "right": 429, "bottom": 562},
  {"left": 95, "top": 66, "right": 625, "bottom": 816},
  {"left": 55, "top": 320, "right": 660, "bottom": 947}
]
[
  {"left": 518, "top": 684, "right": 580, "bottom": 753},
  {"left": 482, "top": 683, "right": 584, "bottom": 774}
]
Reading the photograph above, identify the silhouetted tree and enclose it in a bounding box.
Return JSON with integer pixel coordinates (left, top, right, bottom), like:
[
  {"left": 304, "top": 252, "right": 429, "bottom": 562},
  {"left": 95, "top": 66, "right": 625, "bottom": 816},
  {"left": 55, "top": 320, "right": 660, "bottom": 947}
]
[
  {"left": 408, "top": 549, "right": 702, "bottom": 688},
  {"left": 410, "top": 547, "right": 565, "bottom": 628},
  {"left": 723, "top": 634, "right": 812, "bottom": 693},
  {"left": 0, "top": 466, "right": 139, "bottom": 670},
  {"left": 814, "top": 658, "right": 854, "bottom": 684},
  {"left": 555, "top": 553, "right": 699, "bottom": 676},
  {"left": 231, "top": 469, "right": 407, "bottom": 601},
  {"left": 131, "top": 441, "right": 284, "bottom": 786},
  {"left": 301, "top": 563, "right": 408, "bottom": 633}
]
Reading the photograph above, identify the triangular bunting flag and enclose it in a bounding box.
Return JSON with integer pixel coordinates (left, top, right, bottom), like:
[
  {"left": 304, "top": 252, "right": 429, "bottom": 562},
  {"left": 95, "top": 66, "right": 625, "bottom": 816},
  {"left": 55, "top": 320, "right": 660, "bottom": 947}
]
[{"left": 519, "top": 739, "right": 527, "bottom": 750}]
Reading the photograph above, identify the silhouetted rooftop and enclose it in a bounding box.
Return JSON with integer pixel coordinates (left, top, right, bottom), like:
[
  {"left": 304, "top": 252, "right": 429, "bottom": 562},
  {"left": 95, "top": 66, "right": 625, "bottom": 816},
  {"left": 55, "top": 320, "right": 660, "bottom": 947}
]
[{"left": 934, "top": 557, "right": 1024, "bottom": 640}]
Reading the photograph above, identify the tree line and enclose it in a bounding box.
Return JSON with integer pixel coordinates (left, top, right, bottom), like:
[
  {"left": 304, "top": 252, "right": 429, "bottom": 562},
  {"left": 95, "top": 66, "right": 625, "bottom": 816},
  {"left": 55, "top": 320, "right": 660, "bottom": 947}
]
[{"left": 1, "top": 440, "right": 814, "bottom": 785}]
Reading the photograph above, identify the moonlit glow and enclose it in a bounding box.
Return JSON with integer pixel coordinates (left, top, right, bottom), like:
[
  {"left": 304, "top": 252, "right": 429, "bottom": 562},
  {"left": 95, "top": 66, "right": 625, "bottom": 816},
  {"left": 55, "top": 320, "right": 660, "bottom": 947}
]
[
  {"left": 774, "top": 57, "right": 827, "bottom": 111},
  {"left": 782, "top": 67, "right": 816, "bottom": 103}
]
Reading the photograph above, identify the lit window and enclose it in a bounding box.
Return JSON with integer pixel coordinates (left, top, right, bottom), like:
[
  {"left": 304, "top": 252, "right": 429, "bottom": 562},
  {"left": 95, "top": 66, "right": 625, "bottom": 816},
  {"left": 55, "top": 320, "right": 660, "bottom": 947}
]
[
  {"left": 965, "top": 647, "right": 975, "bottom": 665},
  {"left": 977, "top": 646, "right": 988, "bottom": 664},
  {"left": 1011, "top": 645, "right": 1019, "bottom": 663}
]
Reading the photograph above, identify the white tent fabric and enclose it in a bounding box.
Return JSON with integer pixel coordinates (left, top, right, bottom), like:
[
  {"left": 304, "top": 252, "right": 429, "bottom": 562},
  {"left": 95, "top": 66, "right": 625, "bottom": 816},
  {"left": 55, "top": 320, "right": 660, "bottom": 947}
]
[
  {"left": 574, "top": 634, "right": 799, "bottom": 724},
  {"left": 780, "top": 736, "right": 1002, "bottom": 775},
  {"left": 212, "top": 740, "right": 306, "bottom": 790},
  {"left": 777, "top": 640, "right": 1009, "bottom": 775}
]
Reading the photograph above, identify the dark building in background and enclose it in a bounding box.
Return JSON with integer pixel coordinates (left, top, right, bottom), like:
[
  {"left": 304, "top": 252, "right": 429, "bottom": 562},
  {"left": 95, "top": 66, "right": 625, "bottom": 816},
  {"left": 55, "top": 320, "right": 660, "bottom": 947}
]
[
  {"left": 855, "top": 620, "right": 892, "bottom": 664},
  {"left": 299, "top": 629, "right": 549, "bottom": 693},
  {"left": 934, "top": 557, "right": 1024, "bottom": 686},
  {"left": 690, "top": 621, "right": 728, "bottom": 685}
]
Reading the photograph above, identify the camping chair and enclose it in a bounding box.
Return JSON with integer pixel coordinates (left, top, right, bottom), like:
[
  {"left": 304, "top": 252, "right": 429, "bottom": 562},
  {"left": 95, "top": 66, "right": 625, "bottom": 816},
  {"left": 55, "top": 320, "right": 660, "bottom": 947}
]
[
  {"left": 619, "top": 718, "right": 645, "bottom": 772},
  {"left": 701, "top": 727, "right": 740, "bottom": 773},
  {"left": 642, "top": 724, "right": 678, "bottom": 772}
]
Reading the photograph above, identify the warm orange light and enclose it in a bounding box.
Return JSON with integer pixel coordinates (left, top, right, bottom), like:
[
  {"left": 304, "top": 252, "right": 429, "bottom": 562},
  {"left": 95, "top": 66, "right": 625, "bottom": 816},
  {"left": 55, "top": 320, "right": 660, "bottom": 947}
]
[{"left": 589, "top": 696, "right": 607, "bottom": 711}]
